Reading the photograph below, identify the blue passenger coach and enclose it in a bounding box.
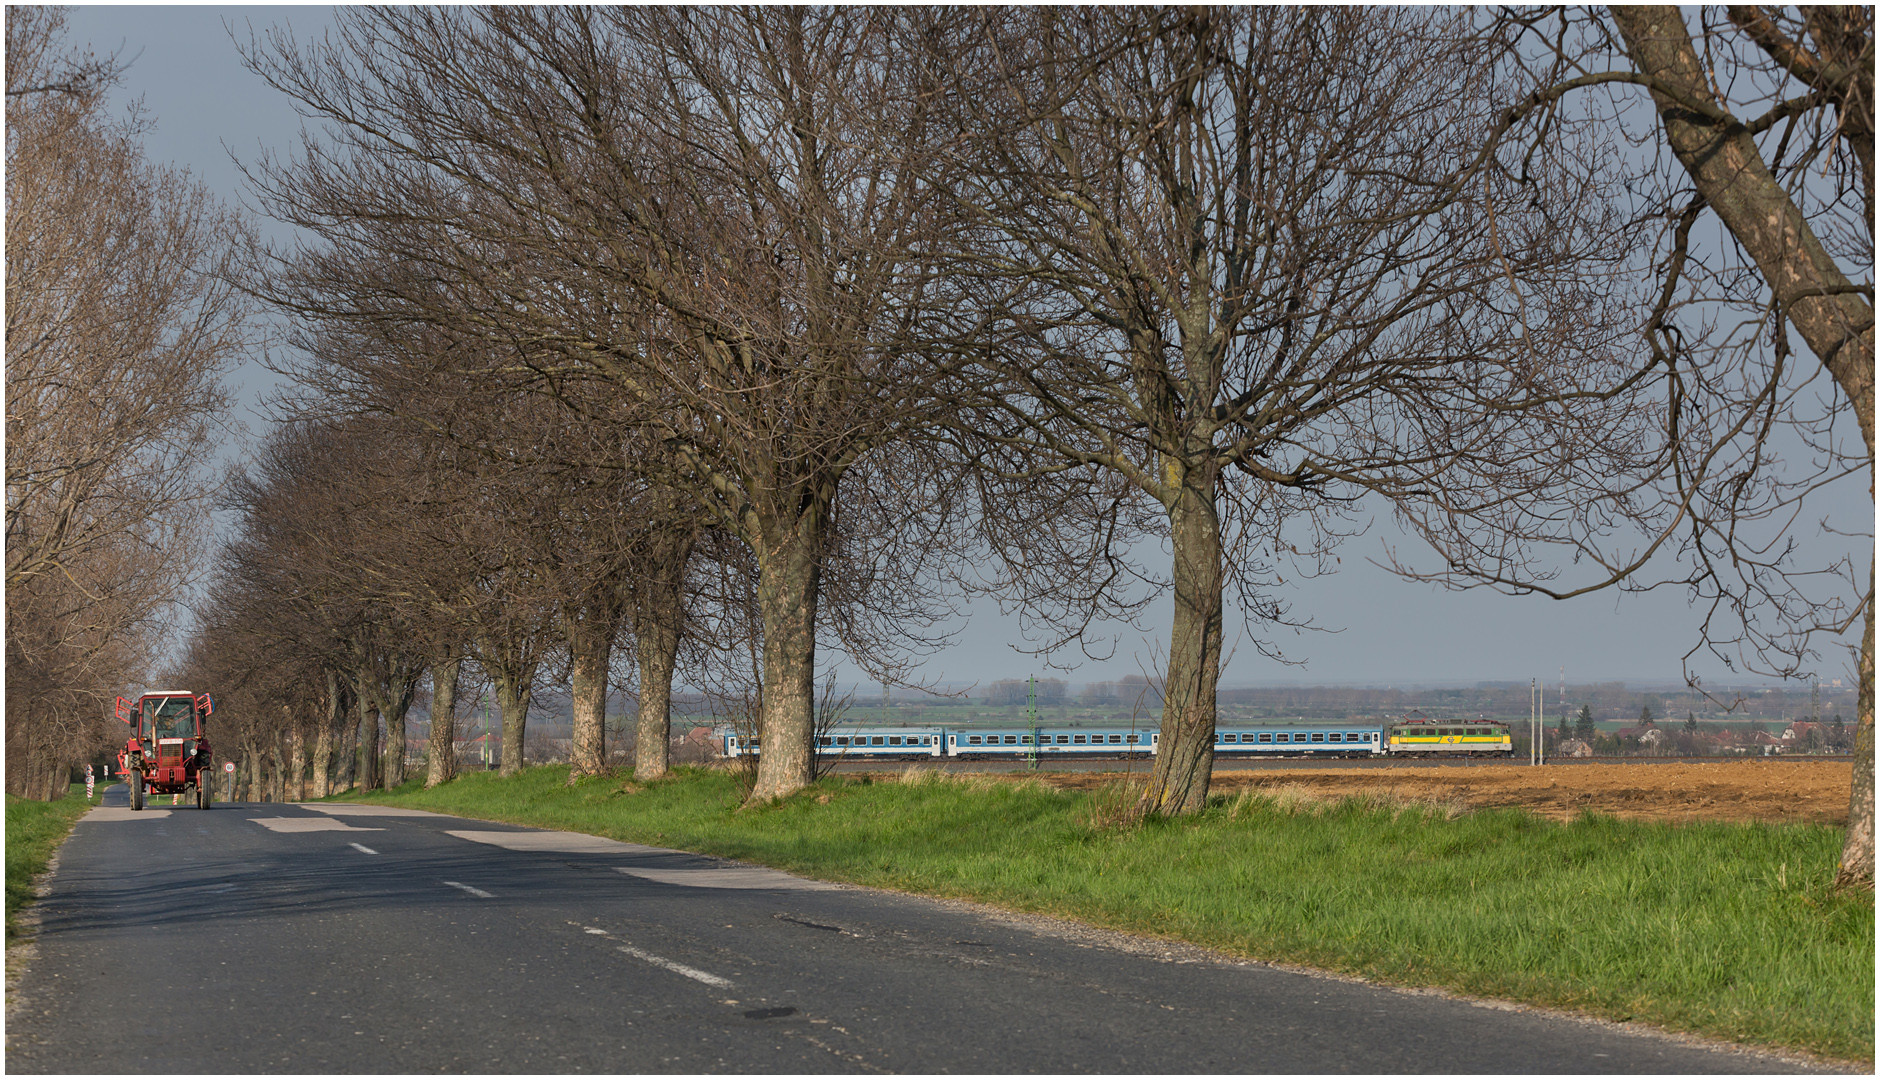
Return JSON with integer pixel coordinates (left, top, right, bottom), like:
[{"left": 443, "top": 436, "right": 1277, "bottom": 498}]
[
  {"left": 1210, "top": 723, "right": 1384, "bottom": 757},
  {"left": 722, "top": 726, "right": 946, "bottom": 759},
  {"left": 947, "top": 727, "right": 1153, "bottom": 757}
]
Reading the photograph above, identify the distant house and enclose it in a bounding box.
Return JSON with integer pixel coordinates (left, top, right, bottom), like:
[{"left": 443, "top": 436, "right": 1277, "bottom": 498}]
[
  {"left": 1782, "top": 720, "right": 1822, "bottom": 742},
  {"left": 1557, "top": 738, "right": 1593, "bottom": 757},
  {"left": 1614, "top": 726, "right": 1667, "bottom": 747}
]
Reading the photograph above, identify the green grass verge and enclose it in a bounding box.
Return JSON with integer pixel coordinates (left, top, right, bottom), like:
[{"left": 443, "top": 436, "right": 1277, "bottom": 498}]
[
  {"left": 341, "top": 765, "right": 1871, "bottom": 1062},
  {"left": 6, "top": 787, "right": 95, "bottom": 944}
]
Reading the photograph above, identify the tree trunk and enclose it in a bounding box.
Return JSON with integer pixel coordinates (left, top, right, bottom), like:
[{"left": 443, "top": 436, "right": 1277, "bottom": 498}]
[
  {"left": 381, "top": 659, "right": 420, "bottom": 790},
  {"left": 311, "top": 718, "right": 331, "bottom": 799},
  {"left": 494, "top": 665, "right": 533, "bottom": 777},
  {"left": 566, "top": 599, "right": 621, "bottom": 780},
  {"left": 355, "top": 667, "right": 380, "bottom": 792},
  {"left": 428, "top": 651, "right": 460, "bottom": 787},
  {"left": 750, "top": 509, "right": 825, "bottom": 802},
  {"left": 267, "top": 737, "right": 285, "bottom": 804},
  {"left": 313, "top": 669, "right": 339, "bottom": 796},
  {"left": 383, "top": 689, "right": 407, "bottom": 790},
  {"left": 1611, "top": 7, "right": 1874, "bottom": 459},
  {"left": 1141, "top": 461, "right": 1224, "bottom": 816},
  {"left": 334, "top": 681, "right": 357, "bottom": 792},
  {"left": 287, "top": 726, "right": 306, "bottom": 802},
  {"left": 1836, "top": 586, "right": 1875, "bottom": 892},
  {"left": 633, "top": 530, "right": 692, "bottom": 781},
  {"left": 244, "top": 741, "right": 263, "bottom": 803},
  {"left": 634, "top": 611, "right": 681, "bottom": 781}
]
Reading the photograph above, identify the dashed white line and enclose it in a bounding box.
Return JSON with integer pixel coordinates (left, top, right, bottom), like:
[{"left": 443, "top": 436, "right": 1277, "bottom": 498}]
[
  {"left": 573, "top": 922, "right": 733, "bottom": 988},
  {"left": 613, "top": 943, "right": 734, "bottom": 988},
  {"left": 442, "top": 880, "right": 494, "bottom": 898},
  {"left": 349, "top": 842, "right": 379, "bottom": 855}
]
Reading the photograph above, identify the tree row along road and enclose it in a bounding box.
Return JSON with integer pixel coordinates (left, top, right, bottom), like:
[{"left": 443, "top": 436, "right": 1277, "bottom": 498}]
[{"left": 5, "top": 790, "right": 1826, "bottom": 1073}]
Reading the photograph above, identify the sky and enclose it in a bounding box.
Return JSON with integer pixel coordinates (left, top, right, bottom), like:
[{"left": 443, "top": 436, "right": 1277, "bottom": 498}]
[{"left": 59, "top": 5, "right": 1872, "bottom": 693}]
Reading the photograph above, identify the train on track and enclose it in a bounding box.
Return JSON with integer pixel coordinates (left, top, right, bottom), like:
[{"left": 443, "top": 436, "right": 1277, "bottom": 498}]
[{"left": 720, "top": 716, "right": 1513, "bottom": 761}]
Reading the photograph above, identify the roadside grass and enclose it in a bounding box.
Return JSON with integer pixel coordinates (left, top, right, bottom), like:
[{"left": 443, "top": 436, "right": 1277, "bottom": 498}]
[
  {"left": 6, "top": 787, "right": 94, "bottom": 945},
  {"left": 344, "top": 765, "right": 1872, "bottom": 1063}
]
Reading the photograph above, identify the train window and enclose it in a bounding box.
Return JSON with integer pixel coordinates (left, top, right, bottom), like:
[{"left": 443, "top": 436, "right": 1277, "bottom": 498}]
[
  {"left": 1223, "top": 733, "right": 1239, "bottom": 743},
  {"left": 1126, "top": 734, "right": 1139, "bottom": 744},
  {"left": 1109, "top": 734, "right": 1122, "bottom": 744},
  {"left": 886, "top": 736, "right": 899, "bottom": 745},
  {"left": 1327, "top": 733, "right": 1342, "bottom": 743},
  {"left": 968, "top": 736, "right": 983, "bottom": 745},
  {"left": 1073, "top": 734, "right": 1087, "bottom": 744},
  {"left": 1259, "top": 733, "right": 1273, "bottom": 743},
  {"left": 1056, "top": 735, "right": 1069, "bottom": 744},
  {"left": 1005, "top": 735, "right": 1019, "bottom": 744},
  {"left": 1311, "top": 732, "right": 1325, "bottom": 742}
]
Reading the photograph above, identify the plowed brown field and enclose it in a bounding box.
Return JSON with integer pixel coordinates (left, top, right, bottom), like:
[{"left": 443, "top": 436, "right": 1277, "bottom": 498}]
[{"left": 1021, "top": 760, "right": 1854, "bottom": 825}]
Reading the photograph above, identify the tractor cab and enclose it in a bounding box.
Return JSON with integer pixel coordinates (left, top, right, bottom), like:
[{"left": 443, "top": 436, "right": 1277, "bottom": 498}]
[{"left": 141, "top": 694, "right": 201, "bottom": 751}]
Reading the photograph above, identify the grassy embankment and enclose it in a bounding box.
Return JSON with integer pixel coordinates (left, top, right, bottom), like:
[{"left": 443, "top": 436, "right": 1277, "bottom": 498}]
[
  {"left": 343, "top": 765, "right": 1869, "bottom": 1062},
  {"left": 6, "top": 787, "right": 95, "bottom": 944}
]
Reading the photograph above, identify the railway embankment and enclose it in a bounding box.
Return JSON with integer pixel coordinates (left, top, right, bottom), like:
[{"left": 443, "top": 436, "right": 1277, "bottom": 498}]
[{"left": 333, "top": 762, "right": 1872, "bottom": 1066}]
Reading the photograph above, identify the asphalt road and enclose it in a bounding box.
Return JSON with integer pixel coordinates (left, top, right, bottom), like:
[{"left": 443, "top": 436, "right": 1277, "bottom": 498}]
[{"left": 7, "top": 786, "right": 1831, "bottom": 1073}]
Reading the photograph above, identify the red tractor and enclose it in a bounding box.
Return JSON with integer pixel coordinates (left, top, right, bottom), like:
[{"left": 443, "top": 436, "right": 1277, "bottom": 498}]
[{"left": 115, "top": 691, "right": 215, "bottom": 811}]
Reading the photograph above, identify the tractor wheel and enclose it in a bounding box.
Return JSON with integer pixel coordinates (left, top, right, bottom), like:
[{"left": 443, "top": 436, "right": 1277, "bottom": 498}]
[
  {"left": 197, "top": 779, "right": 211, "bottom": 810},
  {"left": 129, "top": 772, "right": 144, "bottom": 812}
]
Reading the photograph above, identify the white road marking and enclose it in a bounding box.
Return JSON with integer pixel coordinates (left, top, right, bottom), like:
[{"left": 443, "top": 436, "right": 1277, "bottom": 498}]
[
  {"left": 349, "top": 843, "right": 379, "bottom": 855},
  {"left": 85, "top": 807, "right": 172, "bottom": 821},
  {"left": 249, "top": 817, "right": 384, "bottom": 833},
  {"left": 572, "top": 923, "right": 732, "bottom": 988},
  {"left": 446, "top": 829, "right": 679, "bottom": 855},
  {"left": 443, "top": 880, "right": 493, "bottom": 898},
  {"left": 295, "top": 804, "right": 453, "bottom": 817},
  {"left": 614, "top": 866, "right": 839, "bottom": 891},
  {"left": 613, "top": 944, "right": 734, "bottom": 988}
]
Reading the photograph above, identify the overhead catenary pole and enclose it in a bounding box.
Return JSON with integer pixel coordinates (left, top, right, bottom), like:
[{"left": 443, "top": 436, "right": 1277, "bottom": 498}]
[{"left": 1026, "top": 675, "right": 1039, "bottom": 771}]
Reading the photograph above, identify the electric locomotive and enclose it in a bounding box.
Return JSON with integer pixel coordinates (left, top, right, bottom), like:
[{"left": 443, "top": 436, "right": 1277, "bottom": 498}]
[{"left": 1384, "top": 716, "right": 1514, "bottom": 757}]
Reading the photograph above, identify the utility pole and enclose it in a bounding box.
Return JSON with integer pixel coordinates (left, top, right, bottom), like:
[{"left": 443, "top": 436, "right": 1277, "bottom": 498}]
[
  {"left": 1537, "top": 677, "right": 1545, "bottom": 766},
  {"left": 1026, "top": 675, "right": 1038, "bottom": 771},
  {"left": 1530, "top": 678, "right": 1538, "bottom": 766}
]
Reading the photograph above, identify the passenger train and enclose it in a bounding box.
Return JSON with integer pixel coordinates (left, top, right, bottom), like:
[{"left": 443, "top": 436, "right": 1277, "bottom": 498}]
[{"left": 719, "top": 716, "right": 1512, "bottom": 760}]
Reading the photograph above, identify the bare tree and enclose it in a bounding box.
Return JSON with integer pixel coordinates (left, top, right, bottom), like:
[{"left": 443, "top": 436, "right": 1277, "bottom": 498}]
[{"left": 925, "top": 7, "right": 1639, "bottom": 814}]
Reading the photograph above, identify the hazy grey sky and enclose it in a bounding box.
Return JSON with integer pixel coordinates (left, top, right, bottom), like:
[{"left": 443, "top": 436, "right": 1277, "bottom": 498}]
[{"left": 62, "top": 5, "right": 1869, "bottom": 691}]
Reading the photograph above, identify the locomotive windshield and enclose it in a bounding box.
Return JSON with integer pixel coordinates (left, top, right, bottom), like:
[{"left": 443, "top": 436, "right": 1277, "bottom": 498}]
[{"left": 142, "top": 697, "right": 197, "bottom": 740}]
